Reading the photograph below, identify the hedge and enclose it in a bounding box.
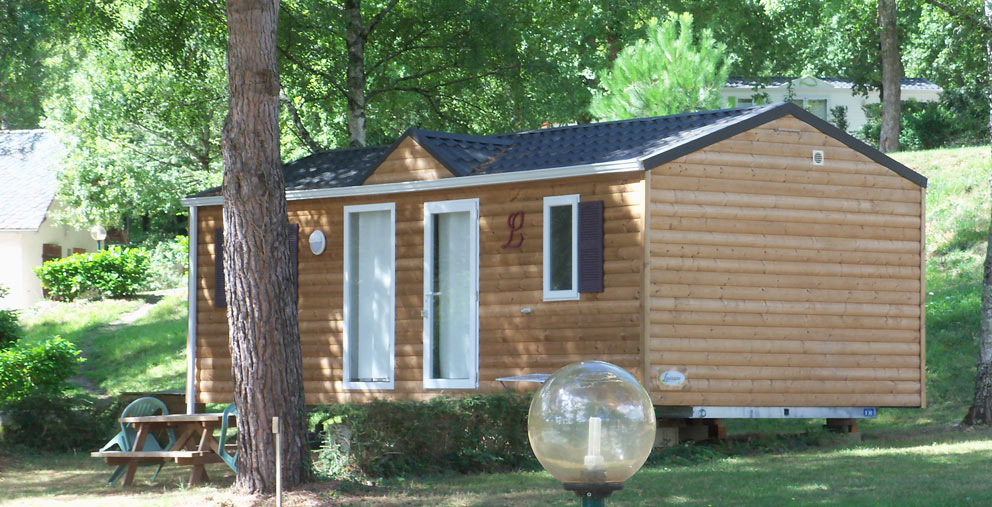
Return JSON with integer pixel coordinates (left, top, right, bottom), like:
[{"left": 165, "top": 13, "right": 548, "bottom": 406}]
[{"left": 311, "top": 393, "right": 537, "bottom": 479}]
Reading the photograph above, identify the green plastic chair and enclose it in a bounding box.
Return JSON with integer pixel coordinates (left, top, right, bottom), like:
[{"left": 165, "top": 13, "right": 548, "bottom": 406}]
[
  {"left": 99, "top": 396, "right": 177, "bottom": 485},
  {"left": 218, "top": 403, "right": 238, "bottom": 472}
]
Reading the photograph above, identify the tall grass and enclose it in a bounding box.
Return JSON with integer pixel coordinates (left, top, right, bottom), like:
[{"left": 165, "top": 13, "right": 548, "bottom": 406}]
[{"left": 890, "top": 147, "right": 989, "bottom": 423}]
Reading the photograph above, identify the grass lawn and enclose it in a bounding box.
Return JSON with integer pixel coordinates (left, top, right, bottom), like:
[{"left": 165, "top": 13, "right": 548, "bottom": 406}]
[
  {"left": 3, "top": 427, "right": 992, "bottom": 505},
  {"left": 16, "top": 294, "right": 188, "bottom": 395}
]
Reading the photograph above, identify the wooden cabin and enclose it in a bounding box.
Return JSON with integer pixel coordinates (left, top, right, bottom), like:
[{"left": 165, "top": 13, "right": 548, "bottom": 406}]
[{"left": 181, "top": 102, "right": 927, "bottom": 418}]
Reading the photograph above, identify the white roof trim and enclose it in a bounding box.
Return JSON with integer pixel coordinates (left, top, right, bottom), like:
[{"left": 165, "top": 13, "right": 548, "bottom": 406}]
[{"left": 180, "top": 158, "right": 644, "bottom": 207}]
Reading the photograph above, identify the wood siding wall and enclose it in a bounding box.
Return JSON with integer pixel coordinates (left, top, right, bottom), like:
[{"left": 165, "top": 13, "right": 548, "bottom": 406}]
[
  {"left": 645, "top": 115, "right": 925, "bottom": 407},
  {"left": 193, "top": 173, "right": 645, "bottom": 404}
]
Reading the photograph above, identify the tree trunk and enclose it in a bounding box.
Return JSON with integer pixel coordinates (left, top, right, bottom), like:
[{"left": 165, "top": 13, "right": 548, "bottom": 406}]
[
  {"left": 222, "top": 0, "right": 309, "bottom": 492},
  {"left": 962, "top": 0, "right": 992, "bottom": 427},
  {"left": 345, "top": 0, "right": 367, "bottom": 147},
  {"left": 878, "top": 0, "right": 902, "bottom": 153}
]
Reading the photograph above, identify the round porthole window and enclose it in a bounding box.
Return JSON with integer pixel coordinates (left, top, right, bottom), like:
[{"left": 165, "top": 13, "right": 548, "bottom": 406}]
[{"left": 309, "top": 230, "right": 326, "bottom": 256}]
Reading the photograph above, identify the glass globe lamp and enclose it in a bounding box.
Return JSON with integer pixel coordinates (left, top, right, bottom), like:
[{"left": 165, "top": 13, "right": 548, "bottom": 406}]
[
  {"left": 528, "top": 361, "right": 656, "bottom": 503},
  {"left": 90, "top": 225, "right": 107, "bottom": 250}
]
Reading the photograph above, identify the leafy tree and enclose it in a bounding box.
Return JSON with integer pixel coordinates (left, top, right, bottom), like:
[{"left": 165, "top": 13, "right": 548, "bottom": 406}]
[
  {"left": 588, "top": 12, "right": 729, "bottom": 121},
  {"left": 0, "top": 0, "right": 53, "bottom": 128},
  {"left": 666, "top": 0, "right": 795, "bottom": 79},
  {"left": 43, "top": 35, "right": 224, "bottom": 234},
  {"left": 278, "top": 0, "right": 627, "bottom": 148},
  {"left": 0, "top": 0, "right": 117, "bottom": 128}
]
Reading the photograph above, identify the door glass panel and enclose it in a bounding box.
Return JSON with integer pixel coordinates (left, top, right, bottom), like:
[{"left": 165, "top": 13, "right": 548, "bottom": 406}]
[
  {"left": 347, "top": 209, "right": 392, "bottom": 381},
  {"left": 431, "top": 211, "right": 471, "bottom": 380}
]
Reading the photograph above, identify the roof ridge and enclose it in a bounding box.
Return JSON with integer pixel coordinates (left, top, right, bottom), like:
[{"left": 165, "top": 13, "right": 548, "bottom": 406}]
[{"left": 408, "top": 128, "right": 512, "bottom": 145}]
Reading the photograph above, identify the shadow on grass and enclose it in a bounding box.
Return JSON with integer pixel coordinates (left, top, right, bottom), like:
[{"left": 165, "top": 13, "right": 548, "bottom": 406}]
[{"left": 0, "top": 452, "right": 234, "bottom": 503}]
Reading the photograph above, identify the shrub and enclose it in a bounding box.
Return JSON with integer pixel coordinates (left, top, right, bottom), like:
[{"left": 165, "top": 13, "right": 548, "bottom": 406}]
[
  {"left": 33, "top": 254, "right": 89, "bottom": 301},
  {"left": 311, "top": 393, "right": 536, "bottom": 479},
  {"left": 88, "top": 247, "right": 150, "bottom": 297},
  {"left": 34, "top": 246, "right": 150, "bottom": 301},
  {"left": 1, "top": 393, "right": 120, "bottom": 452},
  {"left": 829, "top": 105, "right": 849, "bottom": 132},
  {"left": 143, "top": 235, "right": 189, "bottom": 290},
  {"left": 0, "top": 337, "right": 84, "bottom": 405},
  {"left": 0, "top": 284, "right": 21, "bottom": 350},
  {"left": 858, "top": 99, "right": 986, "bottom": 151}
]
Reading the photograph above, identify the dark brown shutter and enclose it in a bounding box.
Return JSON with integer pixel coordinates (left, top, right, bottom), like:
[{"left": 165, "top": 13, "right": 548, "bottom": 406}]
[
  {"left": 288, "top": 223, "right": 299, "bottom": 300},
  {"left": 214, "top": 228, "right": 226, "bottom": 308},
  {"left": 577, "top": 200, "right": 604, "bottom": 293}
]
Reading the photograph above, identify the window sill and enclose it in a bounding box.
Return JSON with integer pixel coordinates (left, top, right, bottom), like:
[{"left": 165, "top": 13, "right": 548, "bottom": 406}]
[
  {"left": 543, "top": 292, "right": 580, "bottom": 302},
  {"left": 343, "top": 381, "right": 395, "bottom": 391}
]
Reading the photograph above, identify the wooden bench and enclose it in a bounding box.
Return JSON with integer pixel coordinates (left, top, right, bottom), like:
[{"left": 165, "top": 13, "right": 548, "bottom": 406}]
[{"left": 90, "top": 450, "right": 220, "bottom": 466}]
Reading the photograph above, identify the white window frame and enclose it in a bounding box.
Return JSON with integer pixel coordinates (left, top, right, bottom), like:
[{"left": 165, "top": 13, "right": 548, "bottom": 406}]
[
  {"left": 422, "top": 198, "right": 480, "bottom": 390},
  {"left": 342, "top": 202, "right": 396, "bottom": 390},
  {"left": 543, "top": 194, "right": 580, "bottom": 301}
]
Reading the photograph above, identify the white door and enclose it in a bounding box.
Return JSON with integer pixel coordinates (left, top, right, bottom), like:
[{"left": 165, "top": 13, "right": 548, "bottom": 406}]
[{"left": 423, "top": 198, "right": 479, "bottom": 389}]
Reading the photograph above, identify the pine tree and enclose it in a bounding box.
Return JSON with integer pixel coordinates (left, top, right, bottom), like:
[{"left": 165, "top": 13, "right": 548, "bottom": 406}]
[{"left": 589, "top": 13, "right": 730, "bottom": 121}]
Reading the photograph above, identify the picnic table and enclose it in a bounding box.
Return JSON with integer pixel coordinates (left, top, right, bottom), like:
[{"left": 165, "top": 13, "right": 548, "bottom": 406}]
[{"left": 90, "top": 413, "right": 233, "bottom": 486}]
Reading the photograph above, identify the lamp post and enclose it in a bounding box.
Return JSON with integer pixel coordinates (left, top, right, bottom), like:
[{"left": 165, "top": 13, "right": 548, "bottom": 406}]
[
  {"left": 90, "top": 225, "right": 107, "bottom": 251},
  {"left": 528, "top": 361, "right": 656, "bottom": 506}
]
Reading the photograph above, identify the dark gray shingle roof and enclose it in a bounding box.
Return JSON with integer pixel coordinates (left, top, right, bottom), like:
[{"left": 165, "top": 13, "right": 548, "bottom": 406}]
[
  {"left": 193, "top": 145, "right": 390, "bottom": 197},
  {"left": 190, "top": 101, "right": 927, "bottom": 199},
  {"left": 478, "top": 106, "right": 768, "bottom": 174},
  {"left": 0, "top": 130, "right": 61, "bottom": 231}
]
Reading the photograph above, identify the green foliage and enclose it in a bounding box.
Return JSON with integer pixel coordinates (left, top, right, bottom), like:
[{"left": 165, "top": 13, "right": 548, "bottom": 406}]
[
  {"left": 0, "top": 0, "right": 51, "bottom": 128},
  {"left": 31, "top": 252, "right": 91, "bottom": 302},
  {"left": 88, "top": 247, "right": 151, "bottom": 298},
  {"left": 34, "top": 247, "right": 150, "bottom": 302},
  {"left": 0, "top": 337, "right": 83, "bottom": 405},
  {"left": 1, "top": 393, "right": 119, "bottom": 452},
  {"left": 829, "top": 105, "right": 849, "bottom": 132},
  {"left": 0, "top": 284, "right": 22, "bottom": 350},
  {"left": 311, "top": 394, "right": 536, "bottom": 479},
  {"left": 143, "top": 236, "right": 189, "bottom": 290},
  {"left": 859, "top": 100, "right": 986, "bottom": 151},
  {"left": 589, "top": 13, "right": 730, "bottom": 121},
  {"left": 904, "top": 2, "right": 988, "bottom": 115},
  {"left": 44, "top": 32, "right": 223, "bottom": 231}
]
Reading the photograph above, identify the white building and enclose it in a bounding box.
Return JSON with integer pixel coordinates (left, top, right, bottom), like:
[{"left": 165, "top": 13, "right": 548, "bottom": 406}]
[
  {"left": 0, "top": 130, "right": 97, "bottom": 309},
  {"left": 720, "top": 76, "right": 942, "bottom": 132}
]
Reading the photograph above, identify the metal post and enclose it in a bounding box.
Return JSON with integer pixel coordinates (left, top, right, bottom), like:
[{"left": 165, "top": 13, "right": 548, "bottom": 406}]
[
  {"left": 581, "top": 498, "right": 605, "bottom": 507},
  {"left": 273, "top": 416, "right": 282, "bottom": 507}
]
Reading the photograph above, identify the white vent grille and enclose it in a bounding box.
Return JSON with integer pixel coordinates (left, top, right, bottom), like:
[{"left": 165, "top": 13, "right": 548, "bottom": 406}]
[{"left": 812, "top": 150, "right": 824, "bottom": 165}]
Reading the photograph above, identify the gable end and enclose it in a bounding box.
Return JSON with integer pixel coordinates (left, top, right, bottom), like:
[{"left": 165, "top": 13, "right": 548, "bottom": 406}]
[
  {"left": 362, "top": 135, "right": 456, "bottom": 185},
  {"left": 642, "top": 102, "right": 927, "bottom": 188}
]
